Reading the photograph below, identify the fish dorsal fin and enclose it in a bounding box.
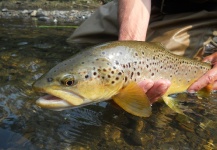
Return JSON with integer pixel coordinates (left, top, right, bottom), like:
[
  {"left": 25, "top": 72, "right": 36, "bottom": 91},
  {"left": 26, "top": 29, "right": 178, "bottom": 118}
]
[{"left": 112, "top": 82, "right": 152, "bottom": 117}]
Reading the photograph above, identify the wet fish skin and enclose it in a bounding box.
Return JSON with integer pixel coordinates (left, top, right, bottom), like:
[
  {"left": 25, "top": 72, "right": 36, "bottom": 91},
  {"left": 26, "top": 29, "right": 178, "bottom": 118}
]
[{"left": 33, "top": 41, "right": 211, "bottom": 117}]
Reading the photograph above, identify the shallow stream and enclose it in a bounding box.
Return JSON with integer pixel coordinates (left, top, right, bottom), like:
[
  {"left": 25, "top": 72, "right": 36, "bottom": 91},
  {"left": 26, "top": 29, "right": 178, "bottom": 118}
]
[{"left": 0, "top": 18, "right": 217, "bottom": 149}]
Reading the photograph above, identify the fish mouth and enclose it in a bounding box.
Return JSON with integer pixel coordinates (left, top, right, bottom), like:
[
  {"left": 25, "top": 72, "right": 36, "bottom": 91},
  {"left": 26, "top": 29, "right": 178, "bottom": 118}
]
[
  {"left": 36, "top": 94, "right": 74, "bottom": 111},
  {"left": 36, "top": 89, "right": 91, "bottom": 111}
]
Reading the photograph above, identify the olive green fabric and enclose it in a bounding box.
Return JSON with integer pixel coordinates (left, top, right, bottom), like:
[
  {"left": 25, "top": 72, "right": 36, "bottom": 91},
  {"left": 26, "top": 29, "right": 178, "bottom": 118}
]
[
  {"left": 67, "top": 0, "right": 119, "bottom": 44},
  {"left": 67, "top": 0, "right": 217, "bottom": 57}
]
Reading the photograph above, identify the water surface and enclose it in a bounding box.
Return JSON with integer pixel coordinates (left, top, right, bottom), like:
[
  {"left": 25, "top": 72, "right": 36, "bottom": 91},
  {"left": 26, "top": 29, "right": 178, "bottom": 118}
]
[{"left": 0, "top": 18, "right": 217, "bottom": 150}]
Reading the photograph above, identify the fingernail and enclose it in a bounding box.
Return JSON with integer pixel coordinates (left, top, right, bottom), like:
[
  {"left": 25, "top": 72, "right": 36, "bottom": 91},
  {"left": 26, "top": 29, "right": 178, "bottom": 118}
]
[{"left": 188, "top": 90, "right": 195, "bottom": 93}]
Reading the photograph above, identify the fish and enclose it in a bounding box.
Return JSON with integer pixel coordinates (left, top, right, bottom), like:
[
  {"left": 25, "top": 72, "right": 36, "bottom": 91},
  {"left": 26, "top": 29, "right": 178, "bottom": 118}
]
[{"left": 33, "top": 41, "right": 211, "bottom": 117}]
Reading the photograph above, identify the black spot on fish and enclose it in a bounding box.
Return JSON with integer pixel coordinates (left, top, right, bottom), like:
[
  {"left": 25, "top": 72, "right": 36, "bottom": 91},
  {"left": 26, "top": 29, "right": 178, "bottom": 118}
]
[
  {"left": 111, "top": 71, "right": 114, "bottom": 74},
  {"left": 47, "top": 78, "right": 53, "bottom": 82},
  {"left": 85, "top": 75, "right": 89, "bottom": 79},
  {"left": 137, "top": 72, "right": 140, "bottom": 76},
  {"left": 125, "top": 76, "right": 128, "bottom": 82},
  {"left": 135, "top": 53, "right": 138, "bottom": 56},
  {"left": 115, "top": 60, "right": 119, "bottom": 65},
  {"left": 108, "top": 75, "right": 111, "bottom": 78},
  {"left": 103, "top": 69, "right": 107, "bottom": 72},
  {"left": 116, "top": 77, "right": 119, "bottom": 80},
  {"left": 81, "top": 62, "right": 84, "bottom": 64},
  {"left": 151, "top": 73, "right": 154, "bottom": 76},
  {"left": 93, "top": 72, "right": 97, "bottom": 76},
  {"left": 111, "top": 81, "right": 115, "bottom": 84},
  {"left": 118, "top": 72, "right": 122, "bottom": 75},
  {"left": 131, "top": 72, "right": 134, "bottom": 79}
]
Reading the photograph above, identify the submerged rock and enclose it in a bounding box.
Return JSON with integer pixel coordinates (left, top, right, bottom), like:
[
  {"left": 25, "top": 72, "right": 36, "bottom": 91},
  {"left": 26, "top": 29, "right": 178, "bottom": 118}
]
[{"left": 2, "top": 8, "right": 8, "bottom": 12}]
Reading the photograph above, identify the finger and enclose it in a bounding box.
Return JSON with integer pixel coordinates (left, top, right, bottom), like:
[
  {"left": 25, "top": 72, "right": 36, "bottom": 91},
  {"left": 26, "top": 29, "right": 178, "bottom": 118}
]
[
  {"left": 138, "top": 79, "right": 154, "bottom": 93},
  {"left": 146, "top": 79, "right": 171, "bottom": 103},
  {"left": 188, "top": 65, "right": 217, "bottom": 92},
  {"left": 203, "top": 52, "right": 217, "bottom": 63}
]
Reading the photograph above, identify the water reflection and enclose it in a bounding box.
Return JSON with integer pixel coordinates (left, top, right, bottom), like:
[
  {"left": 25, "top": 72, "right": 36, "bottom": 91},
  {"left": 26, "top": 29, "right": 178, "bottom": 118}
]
[{"left": 0, "top": 18, "right": 217, "bottom": 149}]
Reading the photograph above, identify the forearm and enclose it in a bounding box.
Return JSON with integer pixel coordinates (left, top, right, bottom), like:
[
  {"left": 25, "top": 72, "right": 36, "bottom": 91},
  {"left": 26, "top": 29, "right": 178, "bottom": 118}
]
[{"left": 118, "top": 0, "right": 151, "bottom": 41}]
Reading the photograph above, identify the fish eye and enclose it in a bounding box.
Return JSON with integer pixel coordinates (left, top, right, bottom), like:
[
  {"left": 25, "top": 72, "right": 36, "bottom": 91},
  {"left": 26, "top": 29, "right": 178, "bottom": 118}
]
[
  {"left": 61, "top": 75, "right": 76, "bottom": 86},
  {"left": 65, "top": 80, "right": 74, "bottom": 86}
]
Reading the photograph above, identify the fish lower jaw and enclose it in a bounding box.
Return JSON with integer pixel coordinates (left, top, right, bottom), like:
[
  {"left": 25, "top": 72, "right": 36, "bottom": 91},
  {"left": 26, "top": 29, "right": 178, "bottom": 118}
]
[
  {"left": 35, "top": 88, "right": 86, "bottom": 110},
  {"left": 36, "top": 94, "right": 74, "bottom": 111}
]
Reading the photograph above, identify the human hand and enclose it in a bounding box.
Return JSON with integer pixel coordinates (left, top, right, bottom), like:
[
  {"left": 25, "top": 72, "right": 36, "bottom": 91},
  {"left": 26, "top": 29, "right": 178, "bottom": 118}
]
[
  {"left": 188, "top": 52, "right": 217, "bottom": 92},
  {"left": 138, "top": 79, "right": 171, "bottom": 104}
]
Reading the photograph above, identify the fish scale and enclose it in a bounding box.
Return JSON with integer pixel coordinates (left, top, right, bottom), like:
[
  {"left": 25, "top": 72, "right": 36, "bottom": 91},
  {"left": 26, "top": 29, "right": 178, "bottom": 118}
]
[{"left": 33, "top": 41, "right": 211, "bottom": 117}]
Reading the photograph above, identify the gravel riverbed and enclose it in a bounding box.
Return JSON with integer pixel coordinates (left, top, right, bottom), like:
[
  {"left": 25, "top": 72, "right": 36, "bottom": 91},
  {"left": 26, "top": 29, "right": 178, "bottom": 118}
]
[{"left": 0, "top": 0, "right": 105, "bottom": 24}]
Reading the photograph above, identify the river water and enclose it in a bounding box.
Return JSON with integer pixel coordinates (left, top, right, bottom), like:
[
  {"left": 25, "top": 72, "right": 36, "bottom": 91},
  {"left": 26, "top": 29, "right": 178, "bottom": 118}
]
[{"left": 0, "top": 18, "right": 217, "bottom": 150}]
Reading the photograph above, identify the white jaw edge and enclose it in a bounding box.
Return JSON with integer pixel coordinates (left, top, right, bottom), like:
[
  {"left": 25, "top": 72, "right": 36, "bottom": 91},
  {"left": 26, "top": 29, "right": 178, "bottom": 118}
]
[
  {"left": 36, "top": 94, "right": 94, "bottom": 111},
  {"left": 36, "top": 94, "right": 73, "bottom": 111}
]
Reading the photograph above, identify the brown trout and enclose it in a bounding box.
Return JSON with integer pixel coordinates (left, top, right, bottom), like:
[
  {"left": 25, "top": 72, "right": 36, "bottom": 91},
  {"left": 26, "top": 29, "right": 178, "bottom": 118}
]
[{"left": 33, "top": 41, "right": 211, "bottom": 117}]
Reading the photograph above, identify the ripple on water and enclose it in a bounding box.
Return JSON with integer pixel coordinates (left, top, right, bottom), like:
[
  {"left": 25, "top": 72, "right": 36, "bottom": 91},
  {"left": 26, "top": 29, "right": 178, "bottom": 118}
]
[{"left": 0, "top": 105, "right": 9, "bottom": 122}]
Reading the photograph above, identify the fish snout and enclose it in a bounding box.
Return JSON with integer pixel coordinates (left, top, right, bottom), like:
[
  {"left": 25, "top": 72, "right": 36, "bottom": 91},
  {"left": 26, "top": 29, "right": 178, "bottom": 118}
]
[{"left": 32, "top": 79, "right": 46, "bottom": 92}]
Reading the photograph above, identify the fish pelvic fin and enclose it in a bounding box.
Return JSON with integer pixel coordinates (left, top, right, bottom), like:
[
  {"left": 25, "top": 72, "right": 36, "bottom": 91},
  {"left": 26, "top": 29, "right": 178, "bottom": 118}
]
[
  {"left": 112, "top": 82, "right": 152, "bottom": 117},
  {"left": 162, "top": 95, "right": 192, "bottom": 116}
]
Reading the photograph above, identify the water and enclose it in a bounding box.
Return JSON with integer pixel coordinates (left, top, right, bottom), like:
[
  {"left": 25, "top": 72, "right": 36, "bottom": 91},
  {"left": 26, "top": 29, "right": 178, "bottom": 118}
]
[{"left": 0, "top": 18, "right": 217, "bottom": 150}]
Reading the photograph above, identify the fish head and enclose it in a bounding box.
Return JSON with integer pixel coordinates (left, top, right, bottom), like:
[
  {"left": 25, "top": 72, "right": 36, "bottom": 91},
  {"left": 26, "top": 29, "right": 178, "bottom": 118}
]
[{"left": 33, "top": 53, "right": 125, "bottom": 110}]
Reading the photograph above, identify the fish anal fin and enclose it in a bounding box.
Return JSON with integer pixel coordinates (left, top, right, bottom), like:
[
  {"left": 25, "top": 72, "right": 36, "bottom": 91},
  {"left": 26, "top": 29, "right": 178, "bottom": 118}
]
[
  {"left": 162, "top": 95, "right": 192, "bottom": 115},
  {"left": 112, "top": 82, "right": 152, "bottom": 117},
  {"left": 204, "top": 84, "right": 213, "bottom": 93},
  {"left": 197, "top": 84, "right": 212, "bottom": 99}
]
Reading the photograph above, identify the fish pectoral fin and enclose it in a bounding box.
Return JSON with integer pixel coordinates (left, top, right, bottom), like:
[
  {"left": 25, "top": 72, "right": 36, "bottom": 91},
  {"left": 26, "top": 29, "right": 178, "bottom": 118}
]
[
  {"left": 162, "top": 95, "right": 193, "bottom": 115},
  {"left": 112, "top": 82, "right": 152, "bottom": 117}
]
